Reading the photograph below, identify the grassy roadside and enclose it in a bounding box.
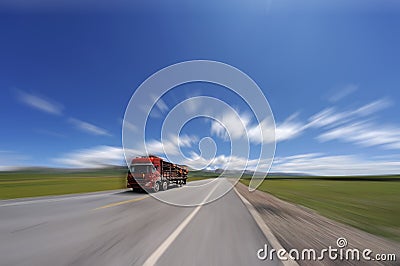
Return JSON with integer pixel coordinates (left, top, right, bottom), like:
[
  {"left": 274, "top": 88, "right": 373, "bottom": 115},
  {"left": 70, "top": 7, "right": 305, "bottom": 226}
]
[
  {"left": 186, "top": 177, "right": 212, "bottom": 182},
  {"left": 186, "top": 170, "right": 219, "bottom": 182},
  {"left": 0, "top": 169, "right": 215, "bottom": 200},
  {"left": 0, "top": 172, "right": 126, "bottom": 199},
  {"left": 240, "top": 177, "right": 400, "bottom": 241}
]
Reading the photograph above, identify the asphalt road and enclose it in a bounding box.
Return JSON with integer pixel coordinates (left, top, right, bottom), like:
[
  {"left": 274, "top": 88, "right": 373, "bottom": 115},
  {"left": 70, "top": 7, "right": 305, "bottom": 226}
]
[{"left": 0, "top": 179, "right": 280, "bottom": 266}]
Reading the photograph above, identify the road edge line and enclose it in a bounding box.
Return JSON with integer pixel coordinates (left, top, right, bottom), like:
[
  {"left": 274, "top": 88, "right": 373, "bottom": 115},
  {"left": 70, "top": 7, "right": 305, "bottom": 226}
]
[{"left": 233, "top": 187, "right": 299, "bottom": 266}]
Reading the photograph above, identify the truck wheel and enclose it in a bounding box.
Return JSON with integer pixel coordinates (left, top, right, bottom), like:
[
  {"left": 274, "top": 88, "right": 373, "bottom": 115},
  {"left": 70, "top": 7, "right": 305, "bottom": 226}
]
[
  {"left": 161, "top": 181, "right": 168, "bottom": 191},
  {"left": 153, "top": 182, "right": 160, "bottom": 193}
]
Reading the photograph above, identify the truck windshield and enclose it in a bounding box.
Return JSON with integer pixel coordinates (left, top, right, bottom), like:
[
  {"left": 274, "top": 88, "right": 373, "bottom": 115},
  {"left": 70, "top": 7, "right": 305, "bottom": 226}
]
[{"left": 130, "top": 164, "right": 153, "bottom": 174}]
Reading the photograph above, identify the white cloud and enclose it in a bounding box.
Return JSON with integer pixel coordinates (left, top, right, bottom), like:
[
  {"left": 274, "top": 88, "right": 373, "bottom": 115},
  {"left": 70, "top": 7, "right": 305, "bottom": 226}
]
[
  {"left": 147, "top": 95, "right": 169, "bottom": 118},
  {"left": 247, "top": 116, "right": 305, "bottom": 143},
  {"left": 182, "top": 96, "right": 202, "bottom": 114},
  {"left": 210, "top": 112, "right": 251, "bottom": 140},
  {"left": 329, "top": 84, "right": 358, "bottom": 102},
  {"left": 123, "top": 120, "right": 138, "bottom": 132},
  {"left": 16, "top": 90, "right": 117, "bottom": 138},
  {"left": 304, "top": 98, "right": 400, "bottom": 149},
  {"left": 17, "top": 90, "right": 63, "bottom": 115},
  {"left": 182, "top": 151, "right": 400, "bottom": 176},
  {"left": 274, "top": 114, "right": 306, "bottom": 142},
  {"left": 54, "top": 145, "right": 124, "bottom": 168},
  {"left": 68, "top": 118, "right": 111, "bottom": 136},
  {"left": 210, "top": 120, "right": 227, "bottom": 139},
  {"left": 155, "top": 98, "right": 169, "bottom": 113},
  {"left": 182, "top": 153, "right": 268, "bottom": 172},
  {"left": 271, "top": 153, "right": 400, "bottom": 176},
  {"left": 210, "top": 110, "right": 305, "bottom": 144},
  {"left": 353, "top": 98, "right": 391, "bottom": 116},
  {"left": 308, "top": 98, "right": 391, "bottom": 129},
  {"left": 308, "top": 108, "right": 346, "bottom": 128},
  {"left": 52, "top": 145, "right": 400, "bottom": 176},
  {"left": 300, "top": 98, "right": 400, "bottom": 149},
  {"left": 246, "top": 119, "right": 268, "bottom": 143},
  {"left": 54, "top": 134, "right": 198, "bottom": 168},
  {"left": 318, "top": 121, "right": 400, "bottom": 150},
  {"left": 145, "top": 134, "right": 198, "bottom": 155}
]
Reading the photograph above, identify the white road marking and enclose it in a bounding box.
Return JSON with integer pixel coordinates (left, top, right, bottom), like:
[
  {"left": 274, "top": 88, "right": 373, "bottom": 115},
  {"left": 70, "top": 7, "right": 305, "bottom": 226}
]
[
  {"left": 234, "top": 187, "right": 299, "bottom": 266},
  {"left": 94, "top": 196, "right": 149, "bottom": 210},
  {"left": 143, "top": 181, "right": 221, "bottom": 266}
]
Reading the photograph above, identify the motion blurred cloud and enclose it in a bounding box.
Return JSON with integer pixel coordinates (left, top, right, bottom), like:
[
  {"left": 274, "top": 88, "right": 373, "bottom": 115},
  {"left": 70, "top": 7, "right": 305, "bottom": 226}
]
[
  {"left": 329, "top": 84, "right": 358, "bottom": 103},
  {"left": 54, "top": 145, "right": 123, "bottom": 168},
  {"left": 17, "top": 90, "right": 63, "bottom": 115},
  {"left": 53, "top": 144, "right": 400, "bottom": 176},
  {"left": 318, "top": 122, "right": 400, "bottom": 150},
  {"left": 68, "top": 118, "right": 112, "bottom": 136},
  {"left": 272, "top": 153, "right": 400, "bottom": 176}
]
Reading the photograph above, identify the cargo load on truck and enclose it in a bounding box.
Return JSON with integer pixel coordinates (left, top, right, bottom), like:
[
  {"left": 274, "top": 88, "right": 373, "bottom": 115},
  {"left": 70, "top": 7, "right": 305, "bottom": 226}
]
[{"left": 127, "top": 155, "right": 188, "bottom": 192}]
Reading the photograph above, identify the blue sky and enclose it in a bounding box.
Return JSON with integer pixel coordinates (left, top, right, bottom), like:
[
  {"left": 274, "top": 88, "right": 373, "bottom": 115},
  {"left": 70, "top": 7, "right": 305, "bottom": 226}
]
[{"left": 1, "top": 0, "right": 400, "bottom": 174}]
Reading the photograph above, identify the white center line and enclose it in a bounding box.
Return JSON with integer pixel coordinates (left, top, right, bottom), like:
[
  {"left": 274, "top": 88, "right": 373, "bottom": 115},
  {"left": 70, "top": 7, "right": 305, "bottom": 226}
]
[{"left": 143, "top": 181, "right": 221, "bottom": 266}]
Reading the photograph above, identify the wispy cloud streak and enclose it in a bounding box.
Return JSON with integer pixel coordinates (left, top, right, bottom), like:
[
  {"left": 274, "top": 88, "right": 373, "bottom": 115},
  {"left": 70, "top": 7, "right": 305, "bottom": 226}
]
[
  {"left": 272, "top": 153, "right": 400, "bottom": 176},
  {"left": 54, "top": 146, "right": 123, "bottom": 168},
  {"left": 68, "top": 118, "right": 111, "bottom": 136},
  {"left": 17, "top": 90, "right": 63, "bottom": 115}
]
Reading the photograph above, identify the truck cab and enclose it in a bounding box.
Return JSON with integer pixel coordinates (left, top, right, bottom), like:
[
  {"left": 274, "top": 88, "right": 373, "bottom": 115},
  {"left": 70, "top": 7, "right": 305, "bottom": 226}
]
[
  {"left": 127, "top": 158, "right": 161, "bottom": 192},
  {"left": 127, "top": 155, "right": 187, "bottom": 193}
]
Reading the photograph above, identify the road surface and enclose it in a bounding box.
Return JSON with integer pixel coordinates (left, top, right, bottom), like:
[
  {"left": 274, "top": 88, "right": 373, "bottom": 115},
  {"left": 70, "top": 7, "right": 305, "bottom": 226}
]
[{"left": 0, "top": 179, "right": 280, "bottom": 265}]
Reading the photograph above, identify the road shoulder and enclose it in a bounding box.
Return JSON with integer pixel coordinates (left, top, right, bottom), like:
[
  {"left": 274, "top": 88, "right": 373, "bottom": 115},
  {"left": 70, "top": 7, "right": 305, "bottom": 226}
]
[{"left": 235, "top": 182, "right": 399, "bottom": 266}]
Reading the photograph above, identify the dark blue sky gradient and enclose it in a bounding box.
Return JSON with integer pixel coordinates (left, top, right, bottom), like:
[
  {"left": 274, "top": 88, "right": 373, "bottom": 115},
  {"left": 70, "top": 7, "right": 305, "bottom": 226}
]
[{"left": 1, "top": 0, "right": 400, "bottom": 169}]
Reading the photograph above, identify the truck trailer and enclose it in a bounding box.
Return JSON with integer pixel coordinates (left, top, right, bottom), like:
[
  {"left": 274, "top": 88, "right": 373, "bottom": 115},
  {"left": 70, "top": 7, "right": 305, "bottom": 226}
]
[{"left": 127, "top": 155, "right": 188, "bottom": 192}]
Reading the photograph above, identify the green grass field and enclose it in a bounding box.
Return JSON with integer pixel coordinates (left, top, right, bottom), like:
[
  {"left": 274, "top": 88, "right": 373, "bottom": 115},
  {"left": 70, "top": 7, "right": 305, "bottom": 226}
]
[
  {"left": 0, "top": 171, "right": 127, "bottom": 199},
  {"left": 0, "top": 169, "right": 215, "bottom": 199},
  {"left": 241, "top": 177, "right": 400, "bottom": 241},
  {"left": 186, "top": 177, "right": 211, "bottom": 182},
  {"left": 186, "top": 170, "right": 219, "bottom": 182}
]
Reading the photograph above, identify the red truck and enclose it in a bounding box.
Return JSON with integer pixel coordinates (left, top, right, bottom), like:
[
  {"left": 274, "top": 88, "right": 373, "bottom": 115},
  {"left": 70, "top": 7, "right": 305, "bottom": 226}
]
[{"left": 127, "top": 155, "right": 188, "bottom": 192}]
